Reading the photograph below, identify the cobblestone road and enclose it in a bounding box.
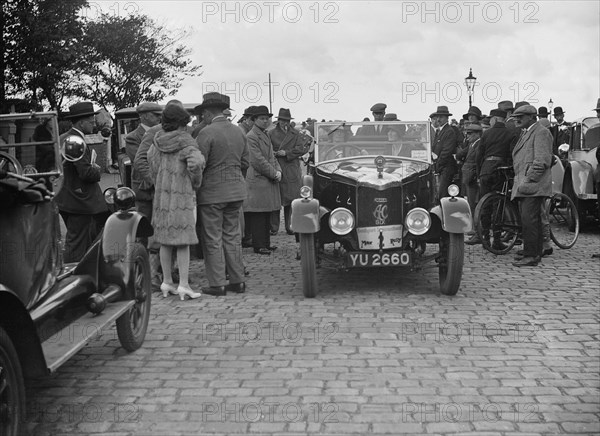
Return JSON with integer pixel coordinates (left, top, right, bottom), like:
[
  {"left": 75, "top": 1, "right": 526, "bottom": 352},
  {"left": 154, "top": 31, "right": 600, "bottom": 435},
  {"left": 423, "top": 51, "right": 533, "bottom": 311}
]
[{"left": 25, "top": 209, "right": 600, "bottom": 435}]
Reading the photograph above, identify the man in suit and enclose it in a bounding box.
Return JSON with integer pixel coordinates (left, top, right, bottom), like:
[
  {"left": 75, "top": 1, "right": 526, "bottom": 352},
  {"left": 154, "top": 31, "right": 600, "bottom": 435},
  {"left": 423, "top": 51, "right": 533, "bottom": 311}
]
[
  {"left": 550, "top": 106, "right": 571, "bottom": 155},
  {"left": 195, "top": 93, "right": 250, "bottom": 296},
  {"left": 466, "top": 109, "right": 517, "bottom": 246},
  {"left": 55, "top": 102, "right": 108, "bottom": 263},
  {"left": 430, "top": 105, "right": 459, "bottom": 199},
  {"left": 537, "top": 106, "right": 551, "bottom": 128},
  {"left": 510, "top": 105, "right": 553, "bottom": 267},
  {"left": 270, "top": 108, "right": 312, "bottom": 235},
  {"left": 356, "top": 103, "right": 387, "bottom": 136},
  {"left": 125, "top": 102, "right": 162, "bottom": 218},
  {"left": 124, "top": 102, "right": 162, "bottom": 287}
]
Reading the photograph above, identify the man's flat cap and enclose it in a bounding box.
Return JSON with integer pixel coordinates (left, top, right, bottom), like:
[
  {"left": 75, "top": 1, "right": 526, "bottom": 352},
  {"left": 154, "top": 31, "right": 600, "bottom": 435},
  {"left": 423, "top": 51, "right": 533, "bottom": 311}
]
[
  {"left": 370, "top": 103, "right": 387, "bottom": 112},
  {"left": 512, "top": 104, "right": 537, "bottom": 116},
  {"left": 136, "top": 102, "right": 163, "bottom": 114}
]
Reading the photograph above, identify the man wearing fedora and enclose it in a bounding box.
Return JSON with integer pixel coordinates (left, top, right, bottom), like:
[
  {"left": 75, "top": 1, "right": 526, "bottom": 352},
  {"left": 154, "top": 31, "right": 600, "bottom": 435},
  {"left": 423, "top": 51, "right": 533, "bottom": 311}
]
[
  {"left": 270, "top": 108, "right": 312, "bottom": 235},
  {"left": 245, "top": 105, "right": 282, "bottom": 255},
  {"left": 55, "top": 102, "right": 108, "bottom": 263},
  {"left": 464, "top": 106, "right": 483, "bottom": 123},
  {"left": 430, "top": 105, "right": 460, "bottom": 199},
  {"left": 239, "top": 106, "right": 257, "bottom": 136},
  {"left": 195, "top": 93, "right": 249, "bottom": 297},
  {"left": 550, "top": 106, "right": 571, "bottom": 155},
  {"left": 510, "top": 105, "right": 553, "bottom": 267}
]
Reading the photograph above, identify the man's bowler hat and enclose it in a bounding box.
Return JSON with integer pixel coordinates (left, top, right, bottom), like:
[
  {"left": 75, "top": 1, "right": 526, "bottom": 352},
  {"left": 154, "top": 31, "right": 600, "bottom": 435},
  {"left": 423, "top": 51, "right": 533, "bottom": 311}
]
[
  {"left": 537, "top": 106, "right": 549, "bottom": 117},
  {"left": 553, "top": 107, "right": 565, "bottom": 116},
  {"left": 593, "top": 98, "right": 600, "bottom": 111}
]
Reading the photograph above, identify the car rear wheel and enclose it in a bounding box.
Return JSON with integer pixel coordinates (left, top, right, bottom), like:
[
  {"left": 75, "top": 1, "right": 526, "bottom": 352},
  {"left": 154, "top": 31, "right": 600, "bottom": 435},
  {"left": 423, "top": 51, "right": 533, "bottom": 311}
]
[
  {"left": 299, "top": 233, "right": 318, "bottom": 298},
  {"left": 439, "top": 232, "right": 464, "bottom": 296},
  {"left": 0, "top": 327, "right": 25, "bottom": 436},
  {"left": 116, "top": 243, "right": 151, "bottom": 351}
]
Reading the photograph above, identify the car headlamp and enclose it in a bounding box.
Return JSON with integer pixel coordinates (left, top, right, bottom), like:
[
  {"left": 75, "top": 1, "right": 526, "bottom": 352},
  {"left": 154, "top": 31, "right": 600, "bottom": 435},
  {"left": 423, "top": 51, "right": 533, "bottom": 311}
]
[
  {"left": 103, "top": 187, "right": 116, "bottom": 205},
  {"left": 405, "top": 207, "right": 431, "bottom": 235},
  {"left": 114, "top": 187, "right": 136, "bottom": 210},
  {"left": 329, "top": 207, "right": 354, "bottom": 235},
  {"left": 447, "top": 184, "right": 460, "bottom": 197},
  {"left": 300, "top": 185, "right": 312, "bottom": 199}
]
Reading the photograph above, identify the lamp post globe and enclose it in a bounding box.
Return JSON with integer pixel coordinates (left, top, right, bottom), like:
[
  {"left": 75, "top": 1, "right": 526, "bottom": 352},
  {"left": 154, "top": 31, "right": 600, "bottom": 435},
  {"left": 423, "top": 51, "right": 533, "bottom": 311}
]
[{"left": 464, "top": 68, "right": 477, "bottom": 110}]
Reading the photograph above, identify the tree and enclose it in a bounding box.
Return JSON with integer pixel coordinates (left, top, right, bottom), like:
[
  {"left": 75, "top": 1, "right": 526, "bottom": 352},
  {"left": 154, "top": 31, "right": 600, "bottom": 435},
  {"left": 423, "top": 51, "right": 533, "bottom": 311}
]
[
  {"left": 2, "top": 0, "right": 87, "bottom": 110},
  {"left": 73, "top": 13, "right": 201, "bottom": 112}
]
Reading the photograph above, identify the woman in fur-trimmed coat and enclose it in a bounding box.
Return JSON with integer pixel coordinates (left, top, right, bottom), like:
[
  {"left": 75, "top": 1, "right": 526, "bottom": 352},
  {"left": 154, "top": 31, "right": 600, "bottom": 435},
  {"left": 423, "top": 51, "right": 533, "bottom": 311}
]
[{"left": 148, "top": 104, "right": 205, "bottom": 299}]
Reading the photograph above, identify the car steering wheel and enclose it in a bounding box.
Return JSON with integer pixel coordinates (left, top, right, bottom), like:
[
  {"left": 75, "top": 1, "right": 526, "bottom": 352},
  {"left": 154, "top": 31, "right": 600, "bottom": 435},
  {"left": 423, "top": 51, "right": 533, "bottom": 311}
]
[
  {"left": 323, "top": 143, "right": 364, "bottom": 161},
  {"left": 0, "top": 151, "right": 23, "bottom": 175}
]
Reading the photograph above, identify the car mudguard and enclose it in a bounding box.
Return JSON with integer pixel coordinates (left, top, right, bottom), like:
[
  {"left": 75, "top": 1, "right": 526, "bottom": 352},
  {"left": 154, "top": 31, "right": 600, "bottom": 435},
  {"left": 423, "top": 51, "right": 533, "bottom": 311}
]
[
  {"left": 291, "top": 198, "right": 321, "bottom": 233},
  {"left": 567, "top": 160, "right": 595, "bottom": 198},
  {"left": 431, "top": 197, "right": 473, "bottom": 234},
  {"left": 101, "top": 210, "right": 153, "bottom": 293}
]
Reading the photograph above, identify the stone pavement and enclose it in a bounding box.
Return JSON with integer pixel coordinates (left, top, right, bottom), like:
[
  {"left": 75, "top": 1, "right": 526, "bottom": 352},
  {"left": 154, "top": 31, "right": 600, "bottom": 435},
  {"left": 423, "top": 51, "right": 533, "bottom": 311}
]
[{"left": 25, "top": 186, "right": 600, "bottom": 435}]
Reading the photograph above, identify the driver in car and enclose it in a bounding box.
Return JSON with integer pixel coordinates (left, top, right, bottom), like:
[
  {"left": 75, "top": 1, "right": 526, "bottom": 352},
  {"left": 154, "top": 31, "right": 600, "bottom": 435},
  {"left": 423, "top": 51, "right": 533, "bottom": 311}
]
[{"left": 55, "top": 102, "right": 108, "bottom": 263}]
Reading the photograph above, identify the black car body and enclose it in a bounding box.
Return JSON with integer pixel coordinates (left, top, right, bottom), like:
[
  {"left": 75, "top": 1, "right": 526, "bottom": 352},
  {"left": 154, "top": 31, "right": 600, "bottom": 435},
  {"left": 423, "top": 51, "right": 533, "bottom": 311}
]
[
  {"left": 0, "top": 111, "right": 152, "bottom": 436},
  {"left": 291, "top": 121, "right": 472, "bottom": 298},
  {"left": 554, "top": 116, "right": 600, "bottom": 221}
]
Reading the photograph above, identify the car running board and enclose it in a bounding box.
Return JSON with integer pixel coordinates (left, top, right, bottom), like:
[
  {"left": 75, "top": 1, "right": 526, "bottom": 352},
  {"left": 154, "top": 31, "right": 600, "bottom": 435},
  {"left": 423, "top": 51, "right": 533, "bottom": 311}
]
[{"left": 41, "top": 300, "right": 135, "bottom": 373}]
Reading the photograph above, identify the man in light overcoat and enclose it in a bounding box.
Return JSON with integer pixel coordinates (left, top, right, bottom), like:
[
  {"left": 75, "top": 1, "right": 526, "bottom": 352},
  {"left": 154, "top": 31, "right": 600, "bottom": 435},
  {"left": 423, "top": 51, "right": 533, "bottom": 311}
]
[{"left": 511, "top": 105, "right": 553, "bottom": 267}]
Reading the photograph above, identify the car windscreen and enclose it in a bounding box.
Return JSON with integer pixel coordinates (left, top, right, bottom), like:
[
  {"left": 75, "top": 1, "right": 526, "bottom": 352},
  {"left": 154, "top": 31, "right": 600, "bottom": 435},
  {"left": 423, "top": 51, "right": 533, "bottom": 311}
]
[{"left": 314, "top": 121, "right": 431, "bottom": 164}]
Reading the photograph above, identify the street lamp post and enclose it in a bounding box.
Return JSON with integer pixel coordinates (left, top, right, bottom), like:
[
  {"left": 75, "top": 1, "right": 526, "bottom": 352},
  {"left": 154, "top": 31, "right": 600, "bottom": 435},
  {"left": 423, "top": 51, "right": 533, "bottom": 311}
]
[
  {"left": 464, "top": 68, "right": 477, "bottom": 109},
  {"left": 548, "top": 98, "right": 554, "bottom": 124}
]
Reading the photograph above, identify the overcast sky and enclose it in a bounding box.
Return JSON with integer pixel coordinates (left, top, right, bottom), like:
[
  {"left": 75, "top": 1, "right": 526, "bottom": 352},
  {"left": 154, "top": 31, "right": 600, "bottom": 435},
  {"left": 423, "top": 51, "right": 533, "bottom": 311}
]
[{"left": 91, "top": 1, "right": 599, "bottom": 123}]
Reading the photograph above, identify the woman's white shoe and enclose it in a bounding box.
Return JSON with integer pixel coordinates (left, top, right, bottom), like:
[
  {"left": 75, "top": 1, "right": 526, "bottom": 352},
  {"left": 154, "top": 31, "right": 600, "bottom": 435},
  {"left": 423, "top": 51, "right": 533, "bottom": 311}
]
[{"left": 177, "top": 286, "right": 202, "bottom": 300}]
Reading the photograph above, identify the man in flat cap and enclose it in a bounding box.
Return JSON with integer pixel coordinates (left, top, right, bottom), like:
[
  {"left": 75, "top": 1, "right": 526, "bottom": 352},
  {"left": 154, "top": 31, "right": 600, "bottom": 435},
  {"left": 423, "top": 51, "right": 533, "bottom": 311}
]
[
  {"left": 430, "top": 105, "right": 460, "bottom": 199},
  {"left": 196, "top": 93, "right": 249, "bottom": 296},
  {"left": 466, "top": 108, "right": 518, "bottom": 246},
  {"left": 123, "top": 102, "right": 163, "bottom": 287},
  {"left": 510, "top": 105, "right": 553, "bottom": 267},
  {"left": 55, "top": 102, "right": 108, "bottom": 263},
  {"left": 550, "top": 106, "right": 571, "bottom": 155},
  {"left": 357, "top": 103, "right": 388, "bottom": 136}
]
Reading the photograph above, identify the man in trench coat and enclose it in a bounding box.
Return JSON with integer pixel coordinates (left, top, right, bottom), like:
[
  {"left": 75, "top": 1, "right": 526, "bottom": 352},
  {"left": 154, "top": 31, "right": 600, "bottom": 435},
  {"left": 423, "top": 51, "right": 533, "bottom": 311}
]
[{"left": 269, "top": 108, "right": 312, "bottom": 235}]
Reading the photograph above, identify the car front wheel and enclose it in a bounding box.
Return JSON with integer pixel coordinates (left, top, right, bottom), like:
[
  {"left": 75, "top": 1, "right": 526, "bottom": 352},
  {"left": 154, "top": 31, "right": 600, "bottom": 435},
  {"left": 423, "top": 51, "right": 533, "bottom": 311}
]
[
  {"left": 439, "top": 232, "right": 464, "bottom": 296},
  {"left": 299, "top": 233, "right": 318, "bottom": 298},
  {"left": 0, "top": 326, "right": 25, "bottom": 436},
  {"left": 116, "top": 243, "right": 151, "bottom": 351}
]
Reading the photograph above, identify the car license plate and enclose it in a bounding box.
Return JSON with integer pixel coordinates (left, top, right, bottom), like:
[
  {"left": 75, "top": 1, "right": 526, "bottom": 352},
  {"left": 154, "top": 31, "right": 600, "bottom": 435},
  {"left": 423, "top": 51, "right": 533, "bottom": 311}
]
[{"left": 346, "top": 251, "right": 411, "bottom": 268}]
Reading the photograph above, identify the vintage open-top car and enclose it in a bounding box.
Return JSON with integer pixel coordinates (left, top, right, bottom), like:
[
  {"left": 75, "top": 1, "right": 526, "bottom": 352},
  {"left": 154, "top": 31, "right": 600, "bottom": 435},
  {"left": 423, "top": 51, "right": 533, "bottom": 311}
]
[
  {"left": 555, "top": 116, "right": 600, "bottom": 221},
  {"left": 291, "top": 121, "right": 472, "bottom": 298},
  {"left": 0, "top": 111, "right": 152, "bottom": 435}
]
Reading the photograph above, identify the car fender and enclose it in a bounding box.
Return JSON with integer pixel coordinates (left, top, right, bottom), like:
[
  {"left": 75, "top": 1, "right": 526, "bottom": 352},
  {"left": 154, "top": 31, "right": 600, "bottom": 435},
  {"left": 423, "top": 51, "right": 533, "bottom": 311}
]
[
  {"left": 101, "top": 210, "right": 153, "bottom": 294},
  {"left": 431, "top": 197, "right": 473, "bottom": 234},
  {"left": 0, "top": 287, "right": 47, "bottom": 378},
  {"left": 566, "top": 160, "right": 595, "bottom": 197},
  {"left": 291, "top": 198, "right": 321, "bottom": 233}
]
